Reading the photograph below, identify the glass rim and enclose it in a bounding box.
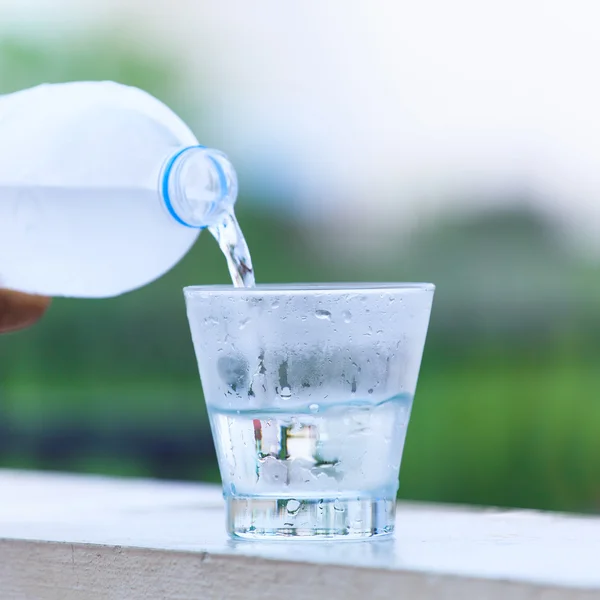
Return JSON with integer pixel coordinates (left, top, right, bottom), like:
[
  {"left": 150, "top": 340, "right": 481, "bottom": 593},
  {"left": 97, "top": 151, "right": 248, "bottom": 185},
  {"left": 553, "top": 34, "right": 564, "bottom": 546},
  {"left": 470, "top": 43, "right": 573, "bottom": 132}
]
[{"left": 184, "top": 282, "right": 435, "bottom": 297}]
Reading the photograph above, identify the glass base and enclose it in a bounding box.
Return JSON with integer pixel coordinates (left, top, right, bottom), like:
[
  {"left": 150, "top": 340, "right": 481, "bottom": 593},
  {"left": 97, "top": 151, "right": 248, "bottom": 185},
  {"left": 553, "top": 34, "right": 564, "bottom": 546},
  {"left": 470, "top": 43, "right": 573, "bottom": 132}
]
[{"left": 226, "top": 495, "right": 396, "bottom": 540}]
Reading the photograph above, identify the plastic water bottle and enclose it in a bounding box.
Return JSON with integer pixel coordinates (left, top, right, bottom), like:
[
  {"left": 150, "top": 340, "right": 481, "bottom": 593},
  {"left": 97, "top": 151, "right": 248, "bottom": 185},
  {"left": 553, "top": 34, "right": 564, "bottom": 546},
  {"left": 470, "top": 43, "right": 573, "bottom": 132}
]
[{"left": 0, "top": 81, "right": 246, "bottom": 297}]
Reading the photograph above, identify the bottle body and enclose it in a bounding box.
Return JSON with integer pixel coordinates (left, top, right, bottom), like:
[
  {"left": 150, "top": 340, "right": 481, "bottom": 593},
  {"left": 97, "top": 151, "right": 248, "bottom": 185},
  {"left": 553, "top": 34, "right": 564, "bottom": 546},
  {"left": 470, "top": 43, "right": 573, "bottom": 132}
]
[{"left": 0, "top": 81, "right": 228, "bottom": 297}]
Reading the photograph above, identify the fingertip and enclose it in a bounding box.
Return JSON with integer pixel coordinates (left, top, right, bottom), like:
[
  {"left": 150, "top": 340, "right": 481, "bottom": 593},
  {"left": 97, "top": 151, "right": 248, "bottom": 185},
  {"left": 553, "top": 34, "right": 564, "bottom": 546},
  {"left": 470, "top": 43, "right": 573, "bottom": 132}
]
[{"left": 0, "top": 290, "right": 51, "bottom": 334}]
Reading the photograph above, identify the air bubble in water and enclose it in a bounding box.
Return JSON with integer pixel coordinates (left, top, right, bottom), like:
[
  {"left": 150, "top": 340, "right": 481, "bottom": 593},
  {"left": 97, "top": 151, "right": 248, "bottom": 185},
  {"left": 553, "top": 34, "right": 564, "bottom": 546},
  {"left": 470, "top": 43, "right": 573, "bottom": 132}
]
[
  {"left": 315, "top": 309, "right": 332, "bottom": 320},
  {"left": 286, "top": 499, "right": 301, "bottom": 514},
  {"left": 309, "top": 403, "right": 320, "bottom": 413},
  {"left": 342, "top": 310, "right": 352, "bottom": 323}
]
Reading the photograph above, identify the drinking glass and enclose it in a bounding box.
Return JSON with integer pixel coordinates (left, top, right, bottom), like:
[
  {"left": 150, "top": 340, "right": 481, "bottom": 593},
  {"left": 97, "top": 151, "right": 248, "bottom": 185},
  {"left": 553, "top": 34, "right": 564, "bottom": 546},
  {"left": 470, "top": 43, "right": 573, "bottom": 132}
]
[{"left": 184, "top": 283, "right": 434, "bottom": 540}]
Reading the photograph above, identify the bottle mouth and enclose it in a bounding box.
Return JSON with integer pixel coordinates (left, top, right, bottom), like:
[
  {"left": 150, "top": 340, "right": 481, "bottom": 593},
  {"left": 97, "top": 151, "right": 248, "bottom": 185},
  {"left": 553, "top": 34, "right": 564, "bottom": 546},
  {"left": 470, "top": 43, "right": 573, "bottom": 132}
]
[{"left": 161, "top": 146, "right": 238, "bottom": 228}]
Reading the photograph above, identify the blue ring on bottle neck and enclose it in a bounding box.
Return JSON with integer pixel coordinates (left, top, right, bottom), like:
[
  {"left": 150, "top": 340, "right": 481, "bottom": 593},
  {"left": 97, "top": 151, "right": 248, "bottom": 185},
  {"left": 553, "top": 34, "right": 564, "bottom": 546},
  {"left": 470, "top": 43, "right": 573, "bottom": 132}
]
[{"left": 161, "top": 144, "right": 207, "bottom": 229}]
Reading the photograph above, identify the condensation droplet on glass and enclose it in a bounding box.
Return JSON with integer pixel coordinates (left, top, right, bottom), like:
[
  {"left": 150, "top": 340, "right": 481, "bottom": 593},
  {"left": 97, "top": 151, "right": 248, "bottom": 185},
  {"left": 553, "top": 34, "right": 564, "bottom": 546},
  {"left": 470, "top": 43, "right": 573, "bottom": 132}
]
[
  {"left": 278, "top": 386, "right": 292, "bottom": 399},
  {"left": 286, "top": 499, "right": 301, "bottom": 514},
  {"left": 333, "top": 499, "right": 344, "bottom": 512},
  {"left": 342, "top": 310, "right": 352, "bottom": 323},
  {"left": 315, "top": 309, "right": 332, "bottom": 320},
  {"left": 309, "top": 403, "right": 319, "bottom": 413},
  {"left": 239, "top": 318, "right": 251, "bottom": 330},
  {"left": 271, "top": 299, "right": 280, "bottom": 309}
]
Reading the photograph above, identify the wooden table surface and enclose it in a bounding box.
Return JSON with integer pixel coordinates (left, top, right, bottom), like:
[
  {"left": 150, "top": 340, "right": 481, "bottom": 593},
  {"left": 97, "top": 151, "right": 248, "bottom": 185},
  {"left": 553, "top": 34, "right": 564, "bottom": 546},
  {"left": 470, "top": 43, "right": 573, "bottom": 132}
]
[{"left": 1, "top": 469, "right": 599, "bottom": 599}]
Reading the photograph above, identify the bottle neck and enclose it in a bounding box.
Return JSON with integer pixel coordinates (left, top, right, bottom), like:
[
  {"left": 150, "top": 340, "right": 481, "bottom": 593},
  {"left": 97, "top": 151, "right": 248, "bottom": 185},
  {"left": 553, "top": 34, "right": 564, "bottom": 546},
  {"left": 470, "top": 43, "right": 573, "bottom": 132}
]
[{"left": 160, "top": 145, "right": 238, "bottom": 228}]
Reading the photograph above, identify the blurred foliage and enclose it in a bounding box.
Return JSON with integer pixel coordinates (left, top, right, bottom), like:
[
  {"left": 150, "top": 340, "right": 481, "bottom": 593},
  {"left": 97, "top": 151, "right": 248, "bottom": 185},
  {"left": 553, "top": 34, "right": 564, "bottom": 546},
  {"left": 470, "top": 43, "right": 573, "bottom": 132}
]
[{"left": 1, "top": 32, "right": 600, "bottom": 514}]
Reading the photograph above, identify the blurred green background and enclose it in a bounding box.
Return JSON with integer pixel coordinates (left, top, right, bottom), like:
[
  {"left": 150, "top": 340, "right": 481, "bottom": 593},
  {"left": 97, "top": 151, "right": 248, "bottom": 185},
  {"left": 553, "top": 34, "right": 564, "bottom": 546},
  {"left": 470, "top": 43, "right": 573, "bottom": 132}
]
[{"left": 1, "top": 22, "right": 600, "bottom": 515}]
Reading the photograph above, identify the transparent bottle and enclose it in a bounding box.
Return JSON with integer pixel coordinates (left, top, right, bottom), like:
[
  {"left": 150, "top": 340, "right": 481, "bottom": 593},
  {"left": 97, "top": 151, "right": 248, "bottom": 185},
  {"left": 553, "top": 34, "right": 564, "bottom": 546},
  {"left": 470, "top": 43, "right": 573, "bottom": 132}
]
[{"left": 0, "top": 81, "right": 238, "bottom": 297}]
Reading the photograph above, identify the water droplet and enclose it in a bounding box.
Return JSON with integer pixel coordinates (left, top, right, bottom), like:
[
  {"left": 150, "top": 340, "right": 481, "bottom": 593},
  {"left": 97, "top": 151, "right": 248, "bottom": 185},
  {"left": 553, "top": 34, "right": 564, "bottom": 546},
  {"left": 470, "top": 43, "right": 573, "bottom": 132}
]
[
  {"left": 315, "top": 309, "right": 332, "bottom": 320},
  {"left": 278, "top": 386, "right": 292, "bottom": 399},
  {"left": 239, "top": 318, "right": 251, "bottom": 330},
  {"left": 333, "top": 499, "right": 345, "bottom": 512},
  {"left": 318, "top": 499, "right": 324, "bottom": 511},
  {"left": 389, "top": 297, "right": 396, "bottom": 304},
  {"left": 230, "top": 483, "right": 237, "bottom": 495},
  {"left": 309, "top": 403, "right": 320, "bottom": 413},
  {"left": 342, "top": 310, "right": 352, "bottom": 323},
  {"left": 368, "top": 388, "right": 374, "bottom": 394},
  {"left": 271, "top": 299, "right": 280, "bottom": 309},
  {"left": 286, "top": 499, "right": 301, "bottom": 514}
]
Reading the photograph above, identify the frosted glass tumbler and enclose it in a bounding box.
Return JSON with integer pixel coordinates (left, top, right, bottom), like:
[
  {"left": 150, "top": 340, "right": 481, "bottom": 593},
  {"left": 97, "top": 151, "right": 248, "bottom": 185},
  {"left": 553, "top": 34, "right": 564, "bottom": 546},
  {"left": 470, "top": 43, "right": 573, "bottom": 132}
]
[{"left": 185, "top": 283, "right": 434, "bottom": 540}]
